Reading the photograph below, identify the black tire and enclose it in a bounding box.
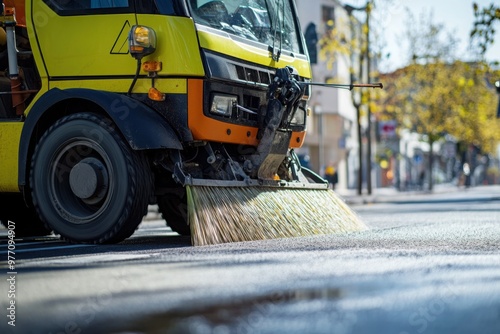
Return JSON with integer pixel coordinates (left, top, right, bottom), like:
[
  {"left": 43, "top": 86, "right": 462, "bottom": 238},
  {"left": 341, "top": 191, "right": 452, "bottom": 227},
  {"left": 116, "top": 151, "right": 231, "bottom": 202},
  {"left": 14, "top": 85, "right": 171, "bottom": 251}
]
[
  {"left": 157, "top": 187, "right": 190, "bottom": 236},
  {"left": 30, "top": 113, "right": 152, "bottom": 244},
  {"left": 0, "top": 194, "right": 52, "bottom": 237}
]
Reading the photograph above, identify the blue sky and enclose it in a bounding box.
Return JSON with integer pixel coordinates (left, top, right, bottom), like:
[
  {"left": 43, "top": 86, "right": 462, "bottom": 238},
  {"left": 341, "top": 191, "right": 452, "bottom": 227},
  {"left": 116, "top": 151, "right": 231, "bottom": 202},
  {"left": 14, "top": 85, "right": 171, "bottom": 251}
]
[{"left": 344, "top": 0, "right": 500, "bottom": 71}]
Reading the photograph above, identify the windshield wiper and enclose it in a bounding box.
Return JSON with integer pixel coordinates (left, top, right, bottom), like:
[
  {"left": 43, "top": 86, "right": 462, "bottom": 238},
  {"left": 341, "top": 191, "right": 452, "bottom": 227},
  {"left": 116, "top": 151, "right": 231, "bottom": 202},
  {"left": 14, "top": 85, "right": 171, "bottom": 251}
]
[{"left": 267, "top": 0, "right": 283, "bottom": 62}]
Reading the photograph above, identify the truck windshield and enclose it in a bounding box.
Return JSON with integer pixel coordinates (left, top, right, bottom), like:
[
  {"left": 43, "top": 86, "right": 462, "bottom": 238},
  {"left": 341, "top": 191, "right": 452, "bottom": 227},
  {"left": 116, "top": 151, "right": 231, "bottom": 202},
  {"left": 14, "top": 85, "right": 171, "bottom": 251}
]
[{"left": 188, "top": 0, "right": 302, "bottom": 56}]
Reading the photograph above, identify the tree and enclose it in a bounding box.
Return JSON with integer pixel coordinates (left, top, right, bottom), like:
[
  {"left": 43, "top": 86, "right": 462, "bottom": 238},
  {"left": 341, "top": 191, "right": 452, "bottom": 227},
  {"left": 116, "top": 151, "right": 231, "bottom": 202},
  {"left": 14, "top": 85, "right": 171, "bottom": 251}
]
[
  {"left": 379, "top": 12, "right": 457, "bottom": 191},
  {"left": 381, "top": 61, "right": 500, "bottom": 189},
  {"left": 403, "top": 9, "right": 459, "bottom": 64},
  {"left": 378, "top": 10, "right": 500, "bottom": 191},
  {"left": 447, "top": 62, "right": 500, "bottom": 154},
  {"left": 471, "top": 3, "right": 500, "bottom": 55}
]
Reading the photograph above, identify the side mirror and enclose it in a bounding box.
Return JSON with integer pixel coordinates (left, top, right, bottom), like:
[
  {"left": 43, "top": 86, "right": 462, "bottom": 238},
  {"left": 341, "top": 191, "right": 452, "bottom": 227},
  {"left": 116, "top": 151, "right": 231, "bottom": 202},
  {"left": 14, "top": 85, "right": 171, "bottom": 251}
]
[{"left": 128, "top": 25, "right": 156, "bottom": 59}]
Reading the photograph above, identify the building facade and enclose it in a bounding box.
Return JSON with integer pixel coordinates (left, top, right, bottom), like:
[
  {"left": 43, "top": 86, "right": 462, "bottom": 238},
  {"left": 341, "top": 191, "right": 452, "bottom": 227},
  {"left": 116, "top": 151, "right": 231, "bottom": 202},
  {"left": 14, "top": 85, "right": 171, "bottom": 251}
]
[{"left": 296, "top": 0, "right": 366, "bottom": 190}]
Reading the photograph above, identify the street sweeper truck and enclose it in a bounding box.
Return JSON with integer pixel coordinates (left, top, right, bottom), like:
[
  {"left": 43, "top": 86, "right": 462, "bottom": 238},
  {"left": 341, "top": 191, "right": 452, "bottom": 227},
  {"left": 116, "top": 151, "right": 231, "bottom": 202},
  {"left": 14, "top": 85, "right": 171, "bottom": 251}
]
[{"left": 0, "top": 0, "right": 380, "bottom": 245}]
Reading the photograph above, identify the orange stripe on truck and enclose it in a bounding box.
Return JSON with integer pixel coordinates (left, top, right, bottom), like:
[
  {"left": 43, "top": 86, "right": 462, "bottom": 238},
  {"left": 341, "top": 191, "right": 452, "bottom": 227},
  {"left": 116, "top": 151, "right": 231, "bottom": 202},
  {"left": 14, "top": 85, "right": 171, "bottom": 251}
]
[
  {"left": 188, "top": 79, "right": 259, "bottom": 146},
  {"left": 187, "top": 79, "right": 306, "bottom": 148}
]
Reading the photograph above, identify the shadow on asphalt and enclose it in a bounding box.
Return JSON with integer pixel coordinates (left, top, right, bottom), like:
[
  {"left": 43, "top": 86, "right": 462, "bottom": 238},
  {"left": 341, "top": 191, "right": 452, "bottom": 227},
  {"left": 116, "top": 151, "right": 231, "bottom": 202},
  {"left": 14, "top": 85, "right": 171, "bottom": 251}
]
[{"left": 0, "top": 234, "right": 193, "bottom": 260}]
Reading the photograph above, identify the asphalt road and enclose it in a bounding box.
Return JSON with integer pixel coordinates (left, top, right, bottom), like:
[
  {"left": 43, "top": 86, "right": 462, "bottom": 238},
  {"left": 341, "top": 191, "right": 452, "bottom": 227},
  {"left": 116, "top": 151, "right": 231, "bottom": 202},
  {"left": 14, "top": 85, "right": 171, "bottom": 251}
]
[{"left": 1, "top": 185, "right": 499, "bottom": 334}]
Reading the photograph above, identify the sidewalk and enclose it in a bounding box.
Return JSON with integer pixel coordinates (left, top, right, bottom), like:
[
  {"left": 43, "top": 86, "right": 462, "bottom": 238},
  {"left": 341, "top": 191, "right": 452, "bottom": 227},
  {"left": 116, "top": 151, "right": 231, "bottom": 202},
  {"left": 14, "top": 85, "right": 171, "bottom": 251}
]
[{"left": 337, "top": 183, "right": 500, "bottom": 205}]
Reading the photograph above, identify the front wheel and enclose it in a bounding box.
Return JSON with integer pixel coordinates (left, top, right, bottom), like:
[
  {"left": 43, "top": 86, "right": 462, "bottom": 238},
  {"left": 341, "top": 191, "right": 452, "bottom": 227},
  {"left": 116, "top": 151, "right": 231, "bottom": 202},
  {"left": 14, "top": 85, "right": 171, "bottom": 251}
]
[{"left": 30, "top": 113, "right": 152, "bottom": 244}]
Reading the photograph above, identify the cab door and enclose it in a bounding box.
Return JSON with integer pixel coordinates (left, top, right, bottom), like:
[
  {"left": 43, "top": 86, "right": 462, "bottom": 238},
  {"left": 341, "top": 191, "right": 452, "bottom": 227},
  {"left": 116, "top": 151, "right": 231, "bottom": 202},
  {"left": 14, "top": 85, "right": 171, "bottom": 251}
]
[{"left": 31, "top": 0, "right": 138, "bottom": 91}]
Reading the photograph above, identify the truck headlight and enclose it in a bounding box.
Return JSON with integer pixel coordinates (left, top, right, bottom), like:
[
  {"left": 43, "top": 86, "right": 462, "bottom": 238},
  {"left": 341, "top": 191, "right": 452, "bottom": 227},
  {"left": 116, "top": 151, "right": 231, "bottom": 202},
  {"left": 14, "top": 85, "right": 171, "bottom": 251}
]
[{"left": 210, "top": 94, "right": 237, "bottom": 117}]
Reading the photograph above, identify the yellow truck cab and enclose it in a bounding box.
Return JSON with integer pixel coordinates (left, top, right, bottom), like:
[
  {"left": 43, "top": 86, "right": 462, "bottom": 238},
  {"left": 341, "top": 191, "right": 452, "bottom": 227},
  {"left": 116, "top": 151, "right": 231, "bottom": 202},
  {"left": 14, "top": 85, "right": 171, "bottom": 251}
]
[{"left": 0, "top": 0, "right": 316, "bottom": 243}]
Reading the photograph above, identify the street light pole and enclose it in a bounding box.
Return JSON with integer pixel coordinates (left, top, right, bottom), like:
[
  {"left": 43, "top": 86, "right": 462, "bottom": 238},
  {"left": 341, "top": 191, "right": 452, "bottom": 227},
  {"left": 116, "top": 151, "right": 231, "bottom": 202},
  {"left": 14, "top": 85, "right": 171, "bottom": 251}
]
[
  {"left": 344, "top": 4, "right": 365, "bottom": 195},
  {"left": 344, "top": 2, "right": 373, "bottom": 195},
  {"left": 366, "top": 2, "right": 373, "bottom": 195},
  {"left": 496, "top": 80, "right": 500, "bottom": 118},
  {"left": 356, "top": 96, "right": 363, "bottom": 195},
  {"left": 315, "top": 105, "right": 325, "bottom": 175}
]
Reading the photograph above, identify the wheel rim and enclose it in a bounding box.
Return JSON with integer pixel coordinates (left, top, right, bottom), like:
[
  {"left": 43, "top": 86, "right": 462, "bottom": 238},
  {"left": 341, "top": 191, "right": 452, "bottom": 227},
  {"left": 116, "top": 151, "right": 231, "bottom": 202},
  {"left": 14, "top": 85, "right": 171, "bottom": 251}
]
[{"left": 49, "top": 138, "right": 114, "bottom": 224}]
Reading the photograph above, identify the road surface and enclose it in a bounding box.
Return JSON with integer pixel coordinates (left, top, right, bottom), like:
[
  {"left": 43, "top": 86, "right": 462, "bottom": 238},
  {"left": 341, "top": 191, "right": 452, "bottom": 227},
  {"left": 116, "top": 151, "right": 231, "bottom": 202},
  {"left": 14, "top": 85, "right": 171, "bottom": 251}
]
[{"left": 1, "top": 185, "right": 499, "bottom": 334}]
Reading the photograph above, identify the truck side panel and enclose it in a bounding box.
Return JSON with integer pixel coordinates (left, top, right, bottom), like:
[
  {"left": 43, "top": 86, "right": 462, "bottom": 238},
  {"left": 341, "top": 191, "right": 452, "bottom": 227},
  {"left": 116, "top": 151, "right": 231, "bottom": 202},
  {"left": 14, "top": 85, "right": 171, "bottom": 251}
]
[
  {"left": 0, "top": 122, "right": 22, "bottom": 192},
  {"left": 31, "top": 1, "right": 137, "bottom": 79},
  {"left": 30, "top": 2, "right": 205, "bottom": 83},
  {"left": 135, "top": 15, "right": 205, "bottom": 77},
  {"left": 48, "top": 77, "right": 188, "bottom": 95}
]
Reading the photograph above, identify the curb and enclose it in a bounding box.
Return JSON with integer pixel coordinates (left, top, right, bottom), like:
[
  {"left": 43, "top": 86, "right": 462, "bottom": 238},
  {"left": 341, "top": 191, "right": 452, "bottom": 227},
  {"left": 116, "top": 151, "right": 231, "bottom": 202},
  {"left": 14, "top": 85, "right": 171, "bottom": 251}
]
[{"left": 340, "top": 184, "right": 500, "bottom": 205}]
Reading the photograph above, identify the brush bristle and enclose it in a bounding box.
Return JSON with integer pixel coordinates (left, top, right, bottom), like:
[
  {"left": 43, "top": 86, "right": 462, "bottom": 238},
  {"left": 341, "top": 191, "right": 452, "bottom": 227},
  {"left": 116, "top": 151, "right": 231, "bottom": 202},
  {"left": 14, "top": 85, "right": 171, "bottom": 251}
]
[{"left": 187, "top": 186, "right": 367, "bottom": 246}]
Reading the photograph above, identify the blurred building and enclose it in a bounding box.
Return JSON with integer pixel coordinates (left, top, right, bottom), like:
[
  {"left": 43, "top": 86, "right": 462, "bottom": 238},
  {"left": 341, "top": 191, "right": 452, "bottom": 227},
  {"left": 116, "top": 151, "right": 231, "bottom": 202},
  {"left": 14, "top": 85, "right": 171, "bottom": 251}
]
[{"left": 295, "top": 0, "right": 367, "bottom": 191}]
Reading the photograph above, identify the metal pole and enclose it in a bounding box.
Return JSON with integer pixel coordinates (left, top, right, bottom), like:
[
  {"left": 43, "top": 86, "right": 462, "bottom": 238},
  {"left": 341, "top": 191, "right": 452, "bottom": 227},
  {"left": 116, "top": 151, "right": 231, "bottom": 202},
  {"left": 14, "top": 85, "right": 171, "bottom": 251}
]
[
  {"left": 496, "top": 81, "right": 500, "bottom": 118},
  {"left": 356, "top": 105, "right": 363, "bottom": 195},
  {"left": 366, "top": 2, "right": 373, "bottom": 195},
  {"left": 316, "top": 106, "right": 324, "bottom": 175},
  {"left": 345, "top": 5, "right": 363, "bottom": 195}
]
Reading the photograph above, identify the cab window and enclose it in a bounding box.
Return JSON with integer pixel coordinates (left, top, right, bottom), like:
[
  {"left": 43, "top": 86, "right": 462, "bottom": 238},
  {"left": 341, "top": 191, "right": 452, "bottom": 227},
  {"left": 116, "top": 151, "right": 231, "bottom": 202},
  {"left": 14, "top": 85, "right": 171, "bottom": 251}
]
[
  {"left": 44, "top": 0, "right": 132, "bottom": 14},
  {"left": 91, "top": 0, "right": 129, "bottom": 8}
]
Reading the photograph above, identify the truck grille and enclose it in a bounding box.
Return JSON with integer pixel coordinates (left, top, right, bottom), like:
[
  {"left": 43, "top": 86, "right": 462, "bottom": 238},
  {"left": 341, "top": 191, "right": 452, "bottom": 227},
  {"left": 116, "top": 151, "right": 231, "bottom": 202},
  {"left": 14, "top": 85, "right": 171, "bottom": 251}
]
[
  {"left": 242, "top": 94, "right": 260, "bottom": 121},
  {"left": 235, "top": 65, "right": 272, "bottom": 85}
]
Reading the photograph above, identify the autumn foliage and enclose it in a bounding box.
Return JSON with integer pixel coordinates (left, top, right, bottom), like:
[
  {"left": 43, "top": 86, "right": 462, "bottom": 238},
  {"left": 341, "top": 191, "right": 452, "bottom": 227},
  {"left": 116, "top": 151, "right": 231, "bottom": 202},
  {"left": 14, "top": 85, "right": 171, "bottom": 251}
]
[{"left": 379, "top": 61, "right": 500, "bottom": 154}]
